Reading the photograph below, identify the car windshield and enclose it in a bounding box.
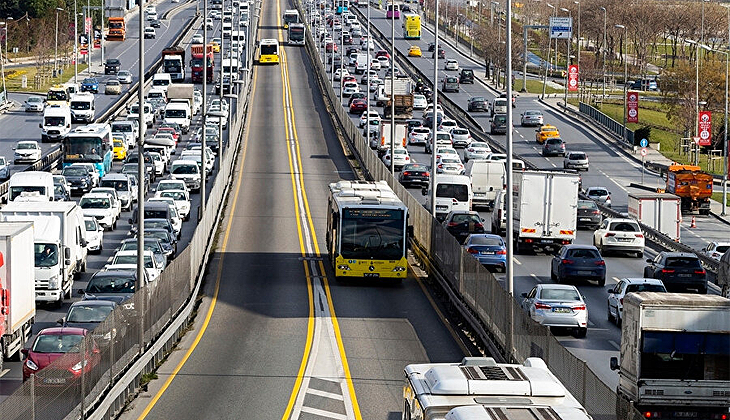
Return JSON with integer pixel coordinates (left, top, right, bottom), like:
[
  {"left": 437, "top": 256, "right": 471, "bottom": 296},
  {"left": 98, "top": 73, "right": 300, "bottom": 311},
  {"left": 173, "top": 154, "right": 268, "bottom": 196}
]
[
  {"left": 451, "top": 213, "right": 481, "bottom": 224},
  {"left": 525, "top": 111, "right": 541, "bottom": 116},
  {"left": 441, "top": 157, "right": 460, "bottom": 164},
  {"left": 546, "top": 138, "right": 562, "bottom": 145},
  {"left": 17, "top": 143, "right": 37, "bottom": 150},
  {"left": 609, "top": 222, "right": 639, "bottom": 232},
  {"left": 35, "top": 243, "right": 59, "bottom": 268},
  {"left": 113, "top": 124, "right": 131, "bottom": 132},
  {"left": 80, "top": 197, "right": 110, "bottom": 209},
  {"left": 471, "top": 142, "right": 489, "bottom": 149},
  {"left": 87, "top": 275, "right": 136, "bottom": 293},
  {"left": 172, "top": 164, "right": 198, "bottom": 174},
  {"left": 146, "top": 231, "right": 171, "bottom": 243},
  {"left": 121, "top": 241, "right": 162, "bottom": 253},
  {"left": 63, "top": 167, "right": 87, "bottom": 176},
  {"left": 145, "top": 220, "right": 171, "bottom": 230},
  {"left": 67, "top": 305, "right": 114, "bottom": 323},
  {"left": 32, "top": 334, "right": 83, "bottom": 353},
  {"left": 114, "top": 255, "right": 154, "bottom": 268},
  {"left": 100, "top": 179, "right": 129, "bottom": 192},
  {"left": 625, "top": 284, "right": 666, "bottom": 293},
  {"left": 158, "top": 182, "right": 183, "bottom": 191},
  {"left": 453, "top": 129, "right": 468, "bottom": 135},
  {"left": 539, "top": 288, "right": 581, "bottom": 301}
]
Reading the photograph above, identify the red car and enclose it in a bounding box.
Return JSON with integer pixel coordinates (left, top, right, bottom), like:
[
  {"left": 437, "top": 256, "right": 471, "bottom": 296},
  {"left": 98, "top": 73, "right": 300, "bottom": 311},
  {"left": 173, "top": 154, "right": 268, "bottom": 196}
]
[
  {"left": 349, "top": 98, "right": 368, "bottom": 114},
  {"left": 156, "top": 126, "right": 180, "bottom": 142},
  {"left": 342, "top": 75, "right": 357, "bottom": 84},
  {"left": 22, "top": 327, "right": 101, "bottom": 384},
  {"left": 375, "top": 50, "right": 390, "bottom": 60}
]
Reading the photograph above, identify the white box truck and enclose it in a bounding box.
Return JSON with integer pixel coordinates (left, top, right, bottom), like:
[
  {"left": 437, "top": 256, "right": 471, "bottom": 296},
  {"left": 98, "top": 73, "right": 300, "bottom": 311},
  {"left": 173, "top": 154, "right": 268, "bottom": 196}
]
[
  {"left": 627, "top": 192, "right": 681, "bottom": 241},
  {"left": 513, "top": 171, "right": 579, "bottom": 253},
  {"left": 0, "top": 222, "right": 35, "bottom": 370},
  {"left": 464, "top": 160, "right": 505, "bottom": 211},
  {"left": 355, "top": 53, "right": 369, "bottom": 74},
  {"left": 610, "top": 293, "right": 730, "bottom": 419},
  {"left": 378, "top": 122, "right": 407, "bottom": 155},
  {"left": 0, "top": 202, "right": 88, "bottom": 304},
  {"left": 166, "top": 84, "right": 195, "bottom": 115}
]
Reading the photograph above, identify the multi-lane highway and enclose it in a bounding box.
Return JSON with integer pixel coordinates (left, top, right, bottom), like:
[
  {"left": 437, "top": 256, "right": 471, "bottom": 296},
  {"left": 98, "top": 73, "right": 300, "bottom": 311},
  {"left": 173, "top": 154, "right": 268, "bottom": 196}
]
[
  {"left": 116, "top": 0, "right": 468, "bottom": 419},
  {"left": 0, "top": 0, "right": 237, "bottom": 402}
]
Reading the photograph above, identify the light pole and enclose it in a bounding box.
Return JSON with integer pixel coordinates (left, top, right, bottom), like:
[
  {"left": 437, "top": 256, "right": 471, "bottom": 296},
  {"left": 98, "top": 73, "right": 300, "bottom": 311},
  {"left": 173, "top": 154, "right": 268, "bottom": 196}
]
[
  {"left": 74, "top": 5, "right": 80, "bottom": 83},
  {"left": 202, "top": 0, "right": 207, "bottom": 210},
  {"left": 390, "top": 0, "right": 395, "bottom": 178},
  {"left": 616, "top": 24, "right": 627, "bottom": 144},
  {"left": 599, "top": 6, "right": 606, "bottom": 102},
  {"left": 430, "top": 0, "right": 440, "bottom": 216},
  {"left": 506, "top": 0, "right": 515, "bottom": 361},
  {"left": 560, "top": 7, "right": 570, "bottom": 107},
  {"left": 366, "top": 0, "right": 371, "bottom": 148},
  {"left": 137, "top": 0, "right": 145, "bottom": 321},
  {"left": 54, "top": 7, "right": 64, "bottom": 77},
  {"left": 573, "top": 0, "right": 579, "bottom": 99},
  {"left": 542, "top": 3, "right": 555, "bottom": 98},
  {"left": 687, "top": 39, "right": 705, "bottom": 165}
]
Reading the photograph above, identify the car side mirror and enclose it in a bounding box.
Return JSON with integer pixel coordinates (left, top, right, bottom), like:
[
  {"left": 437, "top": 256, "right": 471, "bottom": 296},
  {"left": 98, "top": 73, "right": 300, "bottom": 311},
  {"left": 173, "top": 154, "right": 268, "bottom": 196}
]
[
  {"left": 64, "top": 247, "right": 71, "bottom": 259},
  {"left": 77, "top": 289, "right": 85, "bottom": 295},
  {"left": 607, "top": 289, "right": 614, "bottom": 293},
  {"left": 610, "top": 357, "right": 619, "bottom": 371},
  {"left": 57, "top": 317, "right": 65, "bottom": 325},
  {"left": 39, "top": 123, "right": 42, "bottom": 128},
  {"left": 520, "top": 292, "right": 527, "bottom": 298},
  {"left": 21, "top": 348, "right": 29, "bottom": 356},
  {"left": 646, "top": 258, "right": 652, "bottom": 263}
]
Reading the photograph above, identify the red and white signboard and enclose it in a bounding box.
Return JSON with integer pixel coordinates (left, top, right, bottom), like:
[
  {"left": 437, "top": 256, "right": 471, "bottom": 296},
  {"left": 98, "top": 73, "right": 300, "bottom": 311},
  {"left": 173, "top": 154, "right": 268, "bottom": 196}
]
[
  {"left": 85, "top": 17, "right": 92, "bottom": 35},
  {"left": 627, "top": 91, "right": 639, "bottom": 123},
  {"left": 698, "top": 111, "right": 712, "bottom": 146},
  {"left": 567, "top": 65, "right": 579, "bottom": 92}
]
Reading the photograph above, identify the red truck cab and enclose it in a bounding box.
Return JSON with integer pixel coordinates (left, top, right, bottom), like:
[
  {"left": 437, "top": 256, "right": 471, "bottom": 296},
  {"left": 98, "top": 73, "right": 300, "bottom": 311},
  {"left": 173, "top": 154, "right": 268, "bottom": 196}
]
[{"left": 190, "top": 44, "right": 215, "bottom": 83}]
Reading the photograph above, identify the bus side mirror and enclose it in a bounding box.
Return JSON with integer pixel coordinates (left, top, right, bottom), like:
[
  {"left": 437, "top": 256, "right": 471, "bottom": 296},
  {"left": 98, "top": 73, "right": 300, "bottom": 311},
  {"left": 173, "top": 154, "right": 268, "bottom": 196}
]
[{"left": 610, "top": 357, "right": 619, "bottom": 371}]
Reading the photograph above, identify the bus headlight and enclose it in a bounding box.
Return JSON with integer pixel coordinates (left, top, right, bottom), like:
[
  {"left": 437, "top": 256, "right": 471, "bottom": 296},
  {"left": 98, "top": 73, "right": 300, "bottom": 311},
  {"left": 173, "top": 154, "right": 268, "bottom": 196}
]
[
  {"left": 337, "top": 264, "right": 351, "bottom": 271},
  {"left": 391, "top": 266, "right": 406, "bottom": 272}
]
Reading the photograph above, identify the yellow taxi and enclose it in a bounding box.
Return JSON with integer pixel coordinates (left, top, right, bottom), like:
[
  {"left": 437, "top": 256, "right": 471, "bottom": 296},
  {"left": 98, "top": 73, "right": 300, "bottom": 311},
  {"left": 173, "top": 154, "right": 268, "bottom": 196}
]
[
  {"left": 210, "top": 38, "right": 221, "bottom": 52},
  {"left": 408, "top": 45, "right": 422, "bottom": 57},
  {"left": 535, "top": 124, "right": 559, "bottom": 144},
  {"left": 113, "top": 137, "right": 128, "bottom": 161}
]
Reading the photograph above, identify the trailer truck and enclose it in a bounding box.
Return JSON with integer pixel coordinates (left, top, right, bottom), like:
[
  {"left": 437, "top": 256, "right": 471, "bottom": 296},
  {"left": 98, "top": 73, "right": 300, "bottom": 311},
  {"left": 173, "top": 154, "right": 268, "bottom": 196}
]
[
  {"left": 383, "top": 77, "right": 413, "bottom": 120},
  {"left": 665, "top": 164, "right": 713, "bottom": 215},
  {"left": 513, "top": 170, "right": 579, "bottom": 253},
  {"left": 610, "top": 293, "right": 730, "bottom": 420},
  {"left": 190, "top": 44, "right": 214, "bottom": 83},
  {"left": 161, "top": 47, "right": 186, "bottom": 82},
  {"left": 0, "top": 222, "right": 36, "bottom": 370},
  {"left": 107, "top": 17, "right": 126, "bottom": 41},
  {"left": 0, "top": 202, "right": 88, "bottom": 304}
]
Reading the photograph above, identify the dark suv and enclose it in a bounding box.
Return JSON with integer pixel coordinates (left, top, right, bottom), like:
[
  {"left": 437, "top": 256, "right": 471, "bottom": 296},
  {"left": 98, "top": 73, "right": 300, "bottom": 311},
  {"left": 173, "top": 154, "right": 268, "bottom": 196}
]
[
  {"left": 643, "top": 252, "right": 707, "bottom": 293},
  {"left": 104, "top": 58, "right": 121, "bottom": 75},
  {"left": 459, "top": 69, "right": 474, "bottom": 84},
  {"left": 490, "top": 114, "right": 507, "bottom": 134},
  {"left": 442, "top": 210, "right": 485, "bottom": 243}
]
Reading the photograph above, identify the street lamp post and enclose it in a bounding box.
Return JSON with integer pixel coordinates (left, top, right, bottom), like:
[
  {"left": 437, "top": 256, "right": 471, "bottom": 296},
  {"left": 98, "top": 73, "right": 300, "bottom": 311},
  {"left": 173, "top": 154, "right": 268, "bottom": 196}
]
[
  {"left": 54, "top": 7, "right": 64, "bottom": 77},
  {"left": 74, "top": 4, "right": 80, "bottom": 83},
  {"left": 430, "top": 0, "right": 440, "bottom": 216},
  {"left": 573, "top": 0, "right": 579, "bottom": 99},
  {"left": 599, "top": 6, "right": 606, "bottom": 102},
  {"left": 202, "top": 0, "right": 207, "bottom": 210},
  {"left": 542, "top": 3, "right": 555, "bottom": 98},
  {"left": 137, "top": 0, "right": 146, "bottom": 323},
  {"left": 616, "top": 24, "right": 627, "bottom": 144},
  {"left": 390, "top": 0, "right": 395, "bottom": 178},
  {"left": 560, "top": 7, "right": 570, "bottom": 108}
]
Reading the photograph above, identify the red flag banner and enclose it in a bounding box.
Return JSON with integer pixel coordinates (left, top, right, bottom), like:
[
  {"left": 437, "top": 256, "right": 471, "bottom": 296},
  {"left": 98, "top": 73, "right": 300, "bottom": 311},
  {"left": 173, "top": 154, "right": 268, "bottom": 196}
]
[
  {"left": 567, "top": 65, "right": 579, "bottom": 92},
  {"left": 627, "top": 91, "right": 639, "bottom": 123},
  {"left": 698, "top": 111, "right": 712, "bottom": 146}
]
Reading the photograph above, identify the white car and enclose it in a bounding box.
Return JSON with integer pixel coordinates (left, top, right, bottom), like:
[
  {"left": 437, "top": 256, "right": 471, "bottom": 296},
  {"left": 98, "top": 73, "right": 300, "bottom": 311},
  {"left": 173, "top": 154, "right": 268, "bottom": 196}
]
[
  {"left": 359, "top": 111, "right": 381, "bottom": 128},
  {"left": 157, "top": 179, "right": 190, "bottom": 194},
  {"left": 334, "top": 68, "right": 349, "bottom": 81},
  {"left": 89, "top": 187, "right": 122, "bottom": 220},
  {"left": 170, "top": 159, "right": 202, "bottom": 191},
  {"left": 439, "top": 119, "right": 458, "bottom": 132},
  {"left": 592, "top": 218, "right": 645, "bottom": 257},
  {"left": 155, "top": 189, "right": 191, "bottom": 221},
  {"left": 147, "top": 151, "right": 166, "bottom": 176},
  {"left": 376, "top": 56, "right": 390, "bottom": 69},
  {"left": 192, "top": 33, "right": 204, "bottom": 44},
  {"left": 79, "top": 192, "right": 117, "bottom": 230},
  {"left": 369, "top": 77, "right": 383, "bottom": 92},
  {"left": 520, "top": 284, "right": 588, "bottom": 338},
  {"left": 408, "top": 127, "right": 431, "bottom": 145},
  {"left": 412, "top": 94, "right": 427, "bottom": 110},
  {"left": 607, "top": 278, "right": 667, "bottom": 326},
  {"left": 24, "top": 96, "right": 45, "bottom": 112},
  {"left": 110, "top": 250, "right": 161, "bottom": 282},
  {"left": 450, "top": 128, "right": 471, "bottom": 148},
  {"left": 381, "top": 147, "right": 411, "bottom": 170},
  {"left": 435, "top": 146, "right": 459, "bottom": 160},
  {"left": 144, "top": 26, "right": 156, "bottom": 39},
  {"left": 342, "top": 81, "right": 360, "bottom": 97},
  {"left": 13, "top": 141, "right": 42, "bottom": 164},
  {"left": 702, "top": 241, "right": 730, "bottom": 261},
  {"left": 464, "top": 142, "right": 492, "bottom": 162},
  {"left": 369, "top": 59, "right": 381, "bottom": 70},
  {"left": 436, "top": 156, "right": 464, "bottom": 175},
  {"left": 83, "top": 217, "right": 104, "bottom": 253},
  {"left": 53, "top": 175, "right": 72, "bottom": 197},
  {"left": 444, "top": 59, "right": 459, "bottom": 71}
]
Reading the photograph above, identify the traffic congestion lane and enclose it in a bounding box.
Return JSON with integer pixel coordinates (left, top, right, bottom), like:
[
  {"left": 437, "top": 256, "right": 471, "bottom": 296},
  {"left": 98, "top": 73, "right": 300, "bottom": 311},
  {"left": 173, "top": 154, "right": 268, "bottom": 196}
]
[
  {"left": 360, "top": 6, "right": 730, "bottom": 250},
  {"left": 0, "top": 0, "right": 198, "bottom": 174}
]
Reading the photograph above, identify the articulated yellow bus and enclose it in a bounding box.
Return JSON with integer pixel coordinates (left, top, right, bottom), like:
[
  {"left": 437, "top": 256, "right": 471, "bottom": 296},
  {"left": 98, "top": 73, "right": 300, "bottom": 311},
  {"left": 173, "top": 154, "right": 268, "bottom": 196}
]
[
  {"left": 326, "top": 181, "right": 409, "bottom": 282},
  {"left": 403, "top": 14, "right": 421, "bottom": 39},
  {"left": 258, "top": 38, "right": 280, "bottom": 64}
]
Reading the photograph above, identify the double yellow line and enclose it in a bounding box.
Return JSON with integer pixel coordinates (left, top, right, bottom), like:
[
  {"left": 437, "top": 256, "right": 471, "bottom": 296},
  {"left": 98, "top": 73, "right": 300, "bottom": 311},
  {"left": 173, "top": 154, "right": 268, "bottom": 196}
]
[{"left": 275, "top": 1, "right": 362, "bottom": 419}]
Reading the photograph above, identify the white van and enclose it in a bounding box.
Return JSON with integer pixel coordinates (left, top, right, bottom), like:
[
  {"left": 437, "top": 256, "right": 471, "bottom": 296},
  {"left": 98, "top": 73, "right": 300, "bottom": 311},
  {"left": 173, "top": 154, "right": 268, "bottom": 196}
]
[
  {"left": 423, "top": 174, "right": 473, "bottom": 221},
  {"left": 111, "top": 120, "right": 138, "bottom": 148},
  {"left": 164, "top": 102, "right": 191, "bottom": 133},
  {"left": 40, "top": 104, "right": 72, "bottom": 142},
  {"left": 152, "top": 73, "right": 172, "bottom": 92},
  {"left": 464, "top": 159, "right": 506, "bottom": 210},
  {"left": 8, "top": 172, "right": 55, "bottom": 202},
  {"left": 69, "top": 92, "right": 96, "bottom": 123},
  {"left": 147, "top": 87, "right": 168, "bottom": 103},
  {"left": 221, "top": 59, "right": 240, "bottom": 80},
  {"left": 492, "top": 97, "right": 508, "bottom": 116},
  {"left": 491, "top": 189, "right": 507, "bottom": 235}
]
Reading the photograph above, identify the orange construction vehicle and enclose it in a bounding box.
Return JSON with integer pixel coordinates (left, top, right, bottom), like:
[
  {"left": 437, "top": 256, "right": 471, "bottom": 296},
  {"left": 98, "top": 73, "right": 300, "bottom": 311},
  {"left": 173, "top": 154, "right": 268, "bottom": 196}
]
[
  {"left": 107, "top": 17, "right": 126, "bottom": 41},
  {"left": 665, "top": 164, "right": 713, "bottom": 214}
]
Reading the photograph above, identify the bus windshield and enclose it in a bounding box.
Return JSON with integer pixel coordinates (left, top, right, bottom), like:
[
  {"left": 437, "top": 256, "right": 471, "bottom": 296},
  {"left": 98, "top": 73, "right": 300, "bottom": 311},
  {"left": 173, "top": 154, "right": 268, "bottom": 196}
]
[
  {"left": 65, "top": 137, "right": 103, "bottom": 162},
  {"left": 340, "top": 209, "right": 405, "bottom": 260},
  {"left": 261, "top": 44, "right": 278, "bottom": 56}
]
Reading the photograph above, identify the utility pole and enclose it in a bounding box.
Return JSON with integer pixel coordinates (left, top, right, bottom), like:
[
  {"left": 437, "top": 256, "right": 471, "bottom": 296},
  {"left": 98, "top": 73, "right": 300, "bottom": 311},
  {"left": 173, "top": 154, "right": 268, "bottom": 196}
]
[{"left": 430, "top": 0, "right": 440, "bottom": 216}]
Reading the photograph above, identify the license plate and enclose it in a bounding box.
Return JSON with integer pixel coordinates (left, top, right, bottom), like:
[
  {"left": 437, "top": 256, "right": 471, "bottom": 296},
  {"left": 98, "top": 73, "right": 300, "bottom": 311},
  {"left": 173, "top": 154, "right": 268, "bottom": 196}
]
[
  {"left": 673, "top": 412, "right": 698, "bottom": 418},
  {"left": 577, "top": 271, "right": 593, "bottom": 275},
  {"left": 579, "top": 218, "right": 592, "bottom": 221},
  {"left": 541, "top": 239, "right": 553, "bottom": 244},
  {"left": 678, "top": 273, "right": 691, "bottom": 277},
  {"left": 436, "top": 205, "right": 448, "bottom": 210},
  {"left": 363, "top": 273, "right": 380, "bottom": 278},
  {"left": 552, "top": 308, "right": 570, "bottom": 313},
  {"left": 617, "top": 238, "right": 632, "bottom": 242},
  {"left": 481, "top": 251, "right": 495, "bottom": 255},
  {"left": 44, "top": 378, "right": 66, "bottom": 384}
]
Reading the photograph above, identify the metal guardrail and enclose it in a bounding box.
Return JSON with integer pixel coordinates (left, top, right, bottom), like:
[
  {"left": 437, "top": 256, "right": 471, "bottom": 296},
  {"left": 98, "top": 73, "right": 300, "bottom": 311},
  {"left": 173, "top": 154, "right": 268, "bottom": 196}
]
[{"left": 579, "top": 102, "right": 635, "bottom": 145}]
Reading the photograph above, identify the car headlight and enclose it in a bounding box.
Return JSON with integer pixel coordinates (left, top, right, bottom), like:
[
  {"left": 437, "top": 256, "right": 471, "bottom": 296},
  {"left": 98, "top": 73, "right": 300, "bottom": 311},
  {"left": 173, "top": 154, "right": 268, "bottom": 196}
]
[
  {"left": 48, "top": 275, "right": 60, "bottom": 289},
  {"left": 26, "top": 358, "right": 38, "bottom": 370},
  {"left": 71, "top": 359, "right": 88, "bottom": 372}
]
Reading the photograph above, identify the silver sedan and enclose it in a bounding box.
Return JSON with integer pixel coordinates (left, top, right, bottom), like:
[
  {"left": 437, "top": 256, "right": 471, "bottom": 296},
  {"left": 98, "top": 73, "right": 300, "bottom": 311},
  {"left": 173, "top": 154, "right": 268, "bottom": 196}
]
[
  {"left": 521, "top": 284, "right": 588, "bottom": 337},
  {"left": 563, "top": 151, "right": 589, "bottom": 170}
]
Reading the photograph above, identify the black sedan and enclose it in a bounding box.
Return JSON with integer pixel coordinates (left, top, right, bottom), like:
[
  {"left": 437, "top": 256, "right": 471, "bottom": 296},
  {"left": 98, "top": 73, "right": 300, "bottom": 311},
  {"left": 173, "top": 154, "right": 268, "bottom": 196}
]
[
  {"left": 442, "top": 210, "right": 485, "bottom": 244},
  {"left": 550, "top": 244, "right": 606, "bottom": 286},
  {"left": 643, "top": 252, "right": 707, "bottom": 293},
  {"left": 576, "top": 199, "right": 601, "bottom": 229},
  {"left": 398, "top": 163, "right": 430, "bottom": 187},
  {"left": 468, "top": 96, "right": 488, "bottom": 112}
]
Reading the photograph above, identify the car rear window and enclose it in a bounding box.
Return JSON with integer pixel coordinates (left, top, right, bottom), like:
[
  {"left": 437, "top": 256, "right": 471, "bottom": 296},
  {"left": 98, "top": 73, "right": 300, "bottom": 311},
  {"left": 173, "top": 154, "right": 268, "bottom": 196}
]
[
  {"left": 716, "top": 245, "right": 730, "bottom": 253},
  {"left": 626, "top": 284, "right": 666, "bottom": 293},
  {"left": 546, "top": 138, "right": 562, "bottom": 144},
  {"left": 470, "top": 236, "right": 502, "bottom": 246},
  {"left": 567, "top": 249, "right": 600, "bottom": 259},
  {"left": 609, "top": 222, "right": 639, "bottom": 232},
  {"left": 436, "top": 184, "right": 469, "bottom": 202},
  {"left": 578, "top": 200, "right": 598, "bottom": 209},
  {"left": 540, "top": 288, "right": 581, "bottom": 301},
  {"left": 665, "top": 257, "right": 702, "bottom": 268},
  {"left": 589, "top": 189, "right": 608, "bottom": 196},
  {"left": 451, "top": 214, "right": 480, "bottom": 224},
  {"left": 570, "top": 153, "right": 586, "bottom": 160}
]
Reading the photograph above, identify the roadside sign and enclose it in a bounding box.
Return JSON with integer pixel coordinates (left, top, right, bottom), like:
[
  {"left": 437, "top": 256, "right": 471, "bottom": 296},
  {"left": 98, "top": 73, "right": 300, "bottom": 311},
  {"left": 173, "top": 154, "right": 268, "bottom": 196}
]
[
  {"left": 698, "top": 111, "right": 712, "bottom": 146},
  {"left": 640, "top": 138, "right": 648, "bottom": 148},
  {"left": 641, "top": 148, "right": 647, "bottom": 156},
  {"left": 627, "top": 91, "right": 639, "bottom": 123},
  {"left": 549, "top": 17, "right": 572, "bottom": 39},
  {"left": 567, "top": 65, "right": 578, "bottom": 92},
  {"left": 693, "top": 136, "right": 700, "bottom": 145}
]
